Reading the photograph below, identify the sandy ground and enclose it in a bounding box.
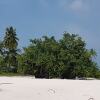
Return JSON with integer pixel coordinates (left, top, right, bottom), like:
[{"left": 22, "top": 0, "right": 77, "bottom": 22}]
[{"left": 0, "top": 77, "right": 100, "bottom": 100}]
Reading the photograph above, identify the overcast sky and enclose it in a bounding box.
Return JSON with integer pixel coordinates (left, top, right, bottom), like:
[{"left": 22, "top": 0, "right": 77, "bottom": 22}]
[{"left": 0, "top": 0, "right": 100, "bottom": 65}]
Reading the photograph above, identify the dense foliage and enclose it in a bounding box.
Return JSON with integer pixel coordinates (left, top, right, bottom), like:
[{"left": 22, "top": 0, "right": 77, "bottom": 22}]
[
  {"left": 18, "top": 32, "right": 100, "bottom": 78},
  {"left": 0, "top": 26, "right": 100, "bottom": 79},
  {"left": 0, "top": 27, "right": 19, "bottom": 73}
]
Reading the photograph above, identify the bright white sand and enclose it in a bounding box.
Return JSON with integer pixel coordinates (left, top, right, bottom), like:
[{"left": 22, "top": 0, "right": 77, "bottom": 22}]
[{"left": 0, "top": 77, "right": 100, "bottom": 100}]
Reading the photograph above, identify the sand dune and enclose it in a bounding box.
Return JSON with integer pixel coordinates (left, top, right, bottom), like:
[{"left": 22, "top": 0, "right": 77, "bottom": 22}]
[{"left": 0, "top": 76, "right": 100, "bottom": 100}]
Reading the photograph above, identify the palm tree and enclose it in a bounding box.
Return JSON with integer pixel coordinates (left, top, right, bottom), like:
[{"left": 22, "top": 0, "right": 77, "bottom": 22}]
[
  {"left": 3, "top": 26, "right": 19, "bottom": 50},
  {"left": 3, "top": 26, "right": 19, "bottom": 72}
]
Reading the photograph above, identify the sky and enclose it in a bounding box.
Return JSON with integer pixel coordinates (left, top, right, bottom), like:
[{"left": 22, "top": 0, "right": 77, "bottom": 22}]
[{"left": 0, "top": 0, "right": 100, "bottom": 65}]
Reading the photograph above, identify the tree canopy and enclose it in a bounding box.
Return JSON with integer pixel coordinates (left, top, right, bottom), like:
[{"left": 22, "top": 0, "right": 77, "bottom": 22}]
[
  {"left": 0, "top": 27, "right": 100, "bottom": 79},
  {"left": 17, "top": 32, "right": 100, "bottom": 78},
  {"left": 1, "top": 27, "right": 19, "bottom": 72}
]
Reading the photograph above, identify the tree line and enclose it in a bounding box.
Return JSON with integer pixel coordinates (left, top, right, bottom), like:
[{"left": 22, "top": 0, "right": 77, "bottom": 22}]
[{"left": 0, "top": 26, "right": 100, "bottom": 79}]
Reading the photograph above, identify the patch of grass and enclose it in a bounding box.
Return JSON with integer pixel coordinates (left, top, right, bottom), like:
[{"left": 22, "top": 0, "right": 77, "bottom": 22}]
[{"left": 0, "top": 72, "right": 24, "bottom": 76}]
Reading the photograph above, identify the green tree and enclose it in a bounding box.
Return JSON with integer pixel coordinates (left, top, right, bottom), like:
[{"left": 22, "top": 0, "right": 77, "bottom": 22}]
[
  {"left": 3, "top": 26, "right": 19, "bottom": 72},
  {"left": 17, "top": 32, "right": 100, "bottom": 79},
  {"left": 60, "top": 32, "right": 98, "bottom": 78}
]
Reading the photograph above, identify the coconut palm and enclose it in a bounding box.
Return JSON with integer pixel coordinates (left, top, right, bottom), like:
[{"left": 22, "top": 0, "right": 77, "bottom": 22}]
[
  {"left": 3, "top": 26, "right": 19, "bottom": 50},
  {"left": 3, "top": 26, "right": 19, "bottom": 72}
]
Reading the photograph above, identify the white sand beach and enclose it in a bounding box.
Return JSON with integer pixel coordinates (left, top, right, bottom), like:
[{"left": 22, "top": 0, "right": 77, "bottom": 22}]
[{"left": 0, "top": 77, "right": 100, "bottom": 100}]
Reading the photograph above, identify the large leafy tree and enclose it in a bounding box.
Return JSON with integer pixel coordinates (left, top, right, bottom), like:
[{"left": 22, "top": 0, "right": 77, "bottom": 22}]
[
  {"left": 18, "top": 32, "right": 100, "bottom": 78},
  {"left": 60, "top": 32, "right": 97, "bottom": 78},
  {"left": 3, "top": 26, "right": 19, "bottom": 72}
]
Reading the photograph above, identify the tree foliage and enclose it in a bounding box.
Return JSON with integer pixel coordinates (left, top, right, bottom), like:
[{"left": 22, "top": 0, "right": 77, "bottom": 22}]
[
  {"left": 0, "top": 27, "right": 99, "bottom": 78},
  {"left": 17, "top": 32, "right": 100, "bottom": 78},
  {"left": 1, "top": 26, "right": 19, "bottom": 72}
]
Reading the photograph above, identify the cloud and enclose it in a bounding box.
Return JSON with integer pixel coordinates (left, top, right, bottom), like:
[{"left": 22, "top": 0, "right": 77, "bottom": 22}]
[
  {"left": 70, "top": 0, "right": 83, "bottom": 11},
  {"left": 69, "top": 0, "right": 89, "bottom": 13},
  {"left": 58, "top": 0, "right": 90, "bottom": 14}
]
